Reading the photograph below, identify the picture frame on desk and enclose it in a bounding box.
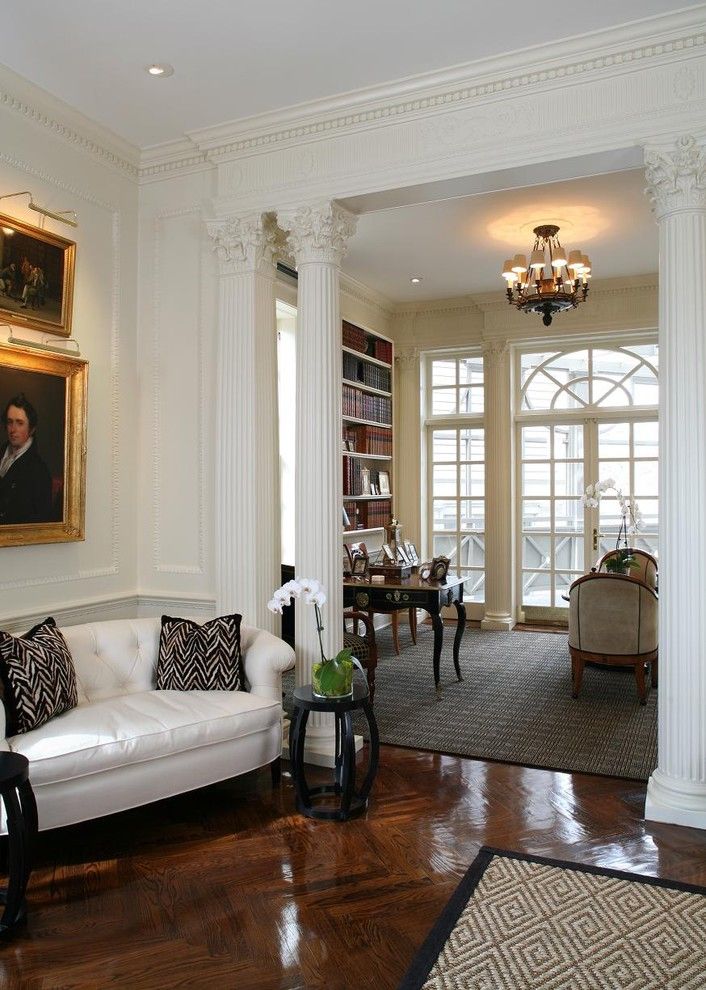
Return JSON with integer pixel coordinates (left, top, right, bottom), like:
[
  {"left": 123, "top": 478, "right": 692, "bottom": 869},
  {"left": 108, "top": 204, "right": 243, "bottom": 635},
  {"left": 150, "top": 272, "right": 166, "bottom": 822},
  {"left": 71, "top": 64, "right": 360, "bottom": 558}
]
[
  {"left": 397, "top": 545, "right": 410, "bottom": 565},
  {"left": 381, "top": 543, "right": 395, "bottom": 563},
  {"left": 405, "top": 541, "right": 419, "bottom": 564},
  {"left": 351, "top": 553, "right": 369, "bottom": 578}
]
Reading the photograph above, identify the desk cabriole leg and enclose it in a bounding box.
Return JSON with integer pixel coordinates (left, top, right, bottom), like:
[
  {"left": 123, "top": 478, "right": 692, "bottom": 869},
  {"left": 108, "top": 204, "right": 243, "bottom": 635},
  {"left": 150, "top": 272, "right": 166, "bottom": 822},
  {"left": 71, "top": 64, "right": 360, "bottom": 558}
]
[
  {"left": 431, "top": 612, "right": 443, "bottom": 699},
  {"left": 452, "top": 599, "right": 466, "bottom": 681}
]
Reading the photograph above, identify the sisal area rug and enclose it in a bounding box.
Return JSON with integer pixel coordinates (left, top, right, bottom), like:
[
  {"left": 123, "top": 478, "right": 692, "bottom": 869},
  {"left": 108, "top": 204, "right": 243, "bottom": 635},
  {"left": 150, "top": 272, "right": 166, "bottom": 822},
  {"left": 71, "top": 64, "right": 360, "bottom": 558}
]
[
  {"left": 358, "top": 625, "right": 657, "bottom": 780},
  {"left": 399, "top": 848, "right": 706, "bottom": 990}
]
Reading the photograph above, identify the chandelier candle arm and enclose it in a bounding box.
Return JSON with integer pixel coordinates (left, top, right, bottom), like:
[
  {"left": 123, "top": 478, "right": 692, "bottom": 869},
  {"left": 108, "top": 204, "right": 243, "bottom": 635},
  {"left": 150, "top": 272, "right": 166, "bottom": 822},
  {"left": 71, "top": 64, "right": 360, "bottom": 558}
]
[{"left": 500, "top": 224, "right": 591, "bottom": 326}]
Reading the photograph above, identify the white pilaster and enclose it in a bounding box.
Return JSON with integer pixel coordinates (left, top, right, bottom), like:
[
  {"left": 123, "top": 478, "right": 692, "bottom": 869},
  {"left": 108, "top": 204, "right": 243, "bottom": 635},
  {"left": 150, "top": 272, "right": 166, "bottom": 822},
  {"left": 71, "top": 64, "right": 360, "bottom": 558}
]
[
  {"left": 644, "top": 135, "right": 706, "bottom": 829},
  {"left": 481, "top": 341, "right": 515, "bottom": 631},
  {"left": 394, "top": 347, "right": 422, "bottom": 547},
  {"left": 279, "top": 202, "right": 358, "bottom": 764},
  {"left": 207, "top": 214, "right": 280, "bottom": 633}
]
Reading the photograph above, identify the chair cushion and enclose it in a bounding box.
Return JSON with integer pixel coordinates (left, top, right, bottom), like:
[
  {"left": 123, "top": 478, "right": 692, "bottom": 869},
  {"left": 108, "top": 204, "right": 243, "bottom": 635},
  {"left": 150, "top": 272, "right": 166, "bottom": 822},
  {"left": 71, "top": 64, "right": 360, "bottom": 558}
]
[
  {"left": 8, "top": 688, "right": 280, "bottom": 785},
  {"left": 0, "top": 617, "right": 78, "bottom": 734},
  {"left": 156, "top": 614, "right": 243, "bottom": 691}
]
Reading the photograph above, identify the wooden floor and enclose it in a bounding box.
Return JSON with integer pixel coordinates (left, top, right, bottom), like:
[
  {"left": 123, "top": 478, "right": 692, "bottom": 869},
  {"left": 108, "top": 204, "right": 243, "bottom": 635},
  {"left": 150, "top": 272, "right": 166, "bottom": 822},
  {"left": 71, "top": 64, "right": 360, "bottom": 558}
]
[{"left": 4, "top": 747, "right": 706, "bottom": 989}]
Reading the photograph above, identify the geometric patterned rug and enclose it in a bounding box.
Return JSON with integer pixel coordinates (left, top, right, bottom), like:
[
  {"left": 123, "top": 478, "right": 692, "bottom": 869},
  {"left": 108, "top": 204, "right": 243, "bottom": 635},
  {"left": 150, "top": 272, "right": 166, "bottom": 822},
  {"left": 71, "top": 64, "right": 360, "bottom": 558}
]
[
  {"left": 399, "top": 848, "right": 706, "bottom": 990},
  {"left": 358, "top": 625, "right": 658, "bottom": 781}
]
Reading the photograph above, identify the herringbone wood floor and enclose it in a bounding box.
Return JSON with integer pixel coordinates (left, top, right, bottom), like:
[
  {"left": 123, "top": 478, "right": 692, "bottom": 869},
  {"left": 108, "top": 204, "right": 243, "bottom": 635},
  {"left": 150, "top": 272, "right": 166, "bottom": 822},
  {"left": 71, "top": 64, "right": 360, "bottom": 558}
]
[{"left": 4, "top": 747, "right": 706, "bottom": 990}]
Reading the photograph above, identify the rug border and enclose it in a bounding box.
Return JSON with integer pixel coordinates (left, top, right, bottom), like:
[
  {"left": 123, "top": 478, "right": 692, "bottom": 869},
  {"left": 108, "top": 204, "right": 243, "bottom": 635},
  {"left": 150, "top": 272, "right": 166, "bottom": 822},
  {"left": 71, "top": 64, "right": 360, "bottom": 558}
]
[{"left": 397, "top": 846, "right": 706, "bottom": 990}]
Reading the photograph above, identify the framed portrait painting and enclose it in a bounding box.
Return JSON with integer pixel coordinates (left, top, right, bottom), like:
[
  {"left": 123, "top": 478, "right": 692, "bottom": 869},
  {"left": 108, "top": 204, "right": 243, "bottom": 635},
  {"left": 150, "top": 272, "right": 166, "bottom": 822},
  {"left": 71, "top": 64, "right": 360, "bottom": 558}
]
[
  {"left": 0, "top": 214, "right": 76, "bottom": 337},
  {"left": 0, "top": 343, "right": 87, "bottom": 546}
]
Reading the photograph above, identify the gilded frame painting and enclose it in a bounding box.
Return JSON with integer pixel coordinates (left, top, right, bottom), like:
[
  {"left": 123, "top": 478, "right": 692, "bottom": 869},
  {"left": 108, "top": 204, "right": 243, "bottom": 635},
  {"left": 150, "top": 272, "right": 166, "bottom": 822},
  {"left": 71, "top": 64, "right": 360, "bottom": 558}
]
[
  {"left": 0, "top": 344, "right": 87, "bottom": 546},
  {"left": 0, "top": 214, "right": 76, "bottom": 338}
]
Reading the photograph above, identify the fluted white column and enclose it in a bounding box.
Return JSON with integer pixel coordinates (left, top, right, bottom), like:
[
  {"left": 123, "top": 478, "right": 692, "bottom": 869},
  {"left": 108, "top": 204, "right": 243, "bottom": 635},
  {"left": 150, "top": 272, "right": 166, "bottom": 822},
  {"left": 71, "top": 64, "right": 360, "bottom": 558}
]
[
  {"left": 481, "top": 341, "right": 515, "bottom": 630},
  {"left": 394, "top": 347, "right": 422, "bottom": 547},
  {"left": 279, "top": 202, "right": 357, "bottom": 762},
  {"left": 207, "top": 214, "right": 280, "bottom": 633},
  {"left": 644, "top": 135, "right": 706, "bottom": 829}
]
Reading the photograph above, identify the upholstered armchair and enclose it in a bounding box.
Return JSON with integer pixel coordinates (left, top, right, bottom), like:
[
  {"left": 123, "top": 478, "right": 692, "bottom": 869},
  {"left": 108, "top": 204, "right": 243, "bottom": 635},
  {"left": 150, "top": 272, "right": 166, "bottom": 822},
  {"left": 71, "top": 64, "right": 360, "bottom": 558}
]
[
  {"left": 595, "top": 548, "right": 658, "bottom": 589},
  {"left": 568, "top": 572, "right": 658, "bottom": 705},
  {"left": 343, "top": 610, "right": 379, "bottom": 701}
]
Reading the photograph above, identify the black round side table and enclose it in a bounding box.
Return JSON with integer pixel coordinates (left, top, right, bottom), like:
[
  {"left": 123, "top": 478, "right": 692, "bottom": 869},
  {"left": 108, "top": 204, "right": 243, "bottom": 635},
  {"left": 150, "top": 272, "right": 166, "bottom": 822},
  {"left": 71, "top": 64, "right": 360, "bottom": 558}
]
[
  {"left": 289, "top": 682, "right": 379, "bottom": 821},
  {"left": 0, "top": 752, "right": 37, "bottom": 936}
]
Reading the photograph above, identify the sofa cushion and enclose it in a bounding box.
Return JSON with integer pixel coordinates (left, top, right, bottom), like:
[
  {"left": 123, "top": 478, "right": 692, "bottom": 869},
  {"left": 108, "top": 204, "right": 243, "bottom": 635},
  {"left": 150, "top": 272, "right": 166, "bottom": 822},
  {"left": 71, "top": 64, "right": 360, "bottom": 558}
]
[
  {"left": 8, "top": 688, "right": 280, "bottom": 785},
  {"left": 0, "top": 617, "right": 78, "bottom": 734},
  {"left": 156, "top": 614, "right": 243, "bottom": 691}
]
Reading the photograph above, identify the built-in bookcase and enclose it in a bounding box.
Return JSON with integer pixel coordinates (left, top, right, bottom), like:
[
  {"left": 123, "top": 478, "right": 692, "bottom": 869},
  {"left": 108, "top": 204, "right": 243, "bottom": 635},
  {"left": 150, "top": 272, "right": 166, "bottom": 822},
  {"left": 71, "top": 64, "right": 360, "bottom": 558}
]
[{"left": 341, "top": 320, "right": 394, "bottom": 540}]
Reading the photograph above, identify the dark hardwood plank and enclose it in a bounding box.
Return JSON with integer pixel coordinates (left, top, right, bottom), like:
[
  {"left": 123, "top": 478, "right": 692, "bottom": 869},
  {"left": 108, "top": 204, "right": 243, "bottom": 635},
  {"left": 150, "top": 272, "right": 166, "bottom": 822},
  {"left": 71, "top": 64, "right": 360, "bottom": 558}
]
[{"left": 1, "top": 745, "right": 705, "bottom": 989}]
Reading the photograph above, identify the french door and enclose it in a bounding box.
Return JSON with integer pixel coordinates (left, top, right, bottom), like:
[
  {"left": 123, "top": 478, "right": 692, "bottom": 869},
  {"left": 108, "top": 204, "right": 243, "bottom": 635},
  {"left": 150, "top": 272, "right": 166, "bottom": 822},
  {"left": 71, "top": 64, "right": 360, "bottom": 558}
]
[{"left": 518, "top": 415, "right": 658, "bottom": 621}]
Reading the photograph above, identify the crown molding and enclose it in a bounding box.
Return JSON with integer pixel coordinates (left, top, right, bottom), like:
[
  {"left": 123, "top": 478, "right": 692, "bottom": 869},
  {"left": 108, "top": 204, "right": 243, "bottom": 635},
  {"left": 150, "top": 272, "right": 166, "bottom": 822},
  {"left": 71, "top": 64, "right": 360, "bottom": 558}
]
[
  {"left": 0, "top": 63, "right": 139, "bottom": 179},
  {"left": 139, "top": 138, "right": 209, "bottom": 182},
  {"left": 137, "top": 6, "right": 706, "bottom": 179},
  {"left": 340, "top": 272, "right": 394, "bottom": 320}
]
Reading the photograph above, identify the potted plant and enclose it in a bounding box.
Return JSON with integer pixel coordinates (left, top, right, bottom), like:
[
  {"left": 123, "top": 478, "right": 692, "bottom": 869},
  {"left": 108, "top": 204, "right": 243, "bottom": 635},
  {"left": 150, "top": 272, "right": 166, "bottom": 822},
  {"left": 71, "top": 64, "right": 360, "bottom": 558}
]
[
  {"left": 583, "top": 479, "right": 644, "bottom": 574},
  {"left": 267, "top": 577, "right": 360, "bottom": 698}
]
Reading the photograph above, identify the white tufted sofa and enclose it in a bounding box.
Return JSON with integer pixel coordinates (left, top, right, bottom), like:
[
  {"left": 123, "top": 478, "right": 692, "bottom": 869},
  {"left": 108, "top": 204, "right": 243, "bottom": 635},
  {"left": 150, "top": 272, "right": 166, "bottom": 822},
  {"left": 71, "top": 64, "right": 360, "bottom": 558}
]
[{"left": 1, "top": 616, "right": 294, "bottom": 832}]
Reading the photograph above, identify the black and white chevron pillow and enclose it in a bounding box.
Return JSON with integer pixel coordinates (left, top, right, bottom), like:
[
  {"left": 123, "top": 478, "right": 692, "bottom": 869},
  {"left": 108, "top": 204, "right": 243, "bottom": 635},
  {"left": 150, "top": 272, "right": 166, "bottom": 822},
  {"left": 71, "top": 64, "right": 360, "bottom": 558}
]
[
  {"left": 0, "top": 617, "right": 79, "bottom": 735},
  {"left": 156, "top": 614, "right": 244, "bottom": 691}
]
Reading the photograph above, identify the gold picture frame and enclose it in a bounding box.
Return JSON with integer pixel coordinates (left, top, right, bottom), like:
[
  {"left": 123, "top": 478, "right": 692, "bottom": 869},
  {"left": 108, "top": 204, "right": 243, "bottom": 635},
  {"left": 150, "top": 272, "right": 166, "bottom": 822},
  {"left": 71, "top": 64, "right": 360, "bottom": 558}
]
[
  {"left": 0, "top": 214, "right": 76, "bottom": 337},
  {"left": 0, "top": 343, "right": 87, "bottom": 546}
]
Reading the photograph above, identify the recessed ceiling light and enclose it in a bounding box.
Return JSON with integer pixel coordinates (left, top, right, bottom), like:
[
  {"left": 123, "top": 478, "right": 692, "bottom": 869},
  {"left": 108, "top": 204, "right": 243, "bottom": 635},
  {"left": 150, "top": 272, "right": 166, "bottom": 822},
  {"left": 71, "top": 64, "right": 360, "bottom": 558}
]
[
  {"left": 410, "top": 276, "right": 423, "bottom": 284},
  {"left": 146, "top": 63, "right": 174, "bottom": 77}
]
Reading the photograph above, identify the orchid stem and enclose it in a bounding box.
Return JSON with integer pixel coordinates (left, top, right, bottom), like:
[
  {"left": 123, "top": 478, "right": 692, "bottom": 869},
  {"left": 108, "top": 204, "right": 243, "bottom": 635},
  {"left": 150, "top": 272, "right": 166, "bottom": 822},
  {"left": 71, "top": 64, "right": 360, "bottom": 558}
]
[{"left": 314, "top": 603, "right": 327, "bottom": 664}]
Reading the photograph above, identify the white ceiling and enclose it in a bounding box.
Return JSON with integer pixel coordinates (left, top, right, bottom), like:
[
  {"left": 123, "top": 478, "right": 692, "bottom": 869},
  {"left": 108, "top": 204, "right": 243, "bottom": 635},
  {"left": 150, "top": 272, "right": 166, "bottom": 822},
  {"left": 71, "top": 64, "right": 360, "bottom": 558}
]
[
  {"left": 2, "top": 1, "right": 702, "bottom": 148},
  {"left": 342, "top": 169, "right": 657, "bottom": 302}
]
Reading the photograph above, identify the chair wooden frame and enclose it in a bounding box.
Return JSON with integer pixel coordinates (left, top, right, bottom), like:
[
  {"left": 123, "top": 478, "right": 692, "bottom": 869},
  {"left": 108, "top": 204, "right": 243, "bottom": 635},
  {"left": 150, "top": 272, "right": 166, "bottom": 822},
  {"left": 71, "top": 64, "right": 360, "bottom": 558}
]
[{"left": 343, "top": 609, "right": 379, "bottom": 701}]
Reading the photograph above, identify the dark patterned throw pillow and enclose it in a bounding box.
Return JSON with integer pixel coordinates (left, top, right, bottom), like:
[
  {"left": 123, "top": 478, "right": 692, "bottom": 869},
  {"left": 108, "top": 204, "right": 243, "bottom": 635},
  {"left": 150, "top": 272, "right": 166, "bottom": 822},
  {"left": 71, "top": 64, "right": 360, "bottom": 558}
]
[
  {"left": 0, "top": 617, "right": 79, "bottom": 735},
  {"left": 156, "top": 614, "right": 244, "bottom": 691}
]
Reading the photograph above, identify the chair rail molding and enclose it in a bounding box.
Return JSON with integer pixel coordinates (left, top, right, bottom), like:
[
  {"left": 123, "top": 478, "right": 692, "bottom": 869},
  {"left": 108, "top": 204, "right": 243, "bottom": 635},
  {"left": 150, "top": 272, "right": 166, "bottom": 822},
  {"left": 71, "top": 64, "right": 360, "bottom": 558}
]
[{"left": 644, "top": 131, "right": 706, "bottom": 830}]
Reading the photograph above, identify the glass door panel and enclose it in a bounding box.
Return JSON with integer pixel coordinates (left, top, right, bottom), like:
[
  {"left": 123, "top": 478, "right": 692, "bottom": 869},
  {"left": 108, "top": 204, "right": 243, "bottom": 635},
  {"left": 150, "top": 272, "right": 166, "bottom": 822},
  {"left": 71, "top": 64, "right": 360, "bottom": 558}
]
[{"left": 596, "top": 419, "right": 659, "bottom": 557}]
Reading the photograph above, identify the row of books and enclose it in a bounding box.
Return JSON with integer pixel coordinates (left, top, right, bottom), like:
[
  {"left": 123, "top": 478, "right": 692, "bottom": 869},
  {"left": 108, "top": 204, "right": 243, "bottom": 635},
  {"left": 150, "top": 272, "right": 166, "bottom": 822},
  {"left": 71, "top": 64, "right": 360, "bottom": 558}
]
[
  {"left": 342, "top": 352, "right": 391, "bottom": 392},
  {"left": 343, "top": 499, "right": 391, "bottom": 531},
  {"left": 342, "top": 424, "right": 392, "bottom": 457},
  {"left": 342, "top": 320, "right": 393, "bottom": 366},
  {"left": 343, "top": 459, "right": 391, "bottom": 497},
  {"left": 342, "top": 385, "right": 391, "bottom": 424}
]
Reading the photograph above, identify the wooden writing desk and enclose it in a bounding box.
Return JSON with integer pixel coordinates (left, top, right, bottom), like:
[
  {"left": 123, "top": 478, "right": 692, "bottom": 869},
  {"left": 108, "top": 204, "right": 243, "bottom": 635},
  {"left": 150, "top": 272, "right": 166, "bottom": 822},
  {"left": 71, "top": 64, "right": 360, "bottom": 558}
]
[{"left": 343, "top": 573, "right": 466, "bottom": 698}]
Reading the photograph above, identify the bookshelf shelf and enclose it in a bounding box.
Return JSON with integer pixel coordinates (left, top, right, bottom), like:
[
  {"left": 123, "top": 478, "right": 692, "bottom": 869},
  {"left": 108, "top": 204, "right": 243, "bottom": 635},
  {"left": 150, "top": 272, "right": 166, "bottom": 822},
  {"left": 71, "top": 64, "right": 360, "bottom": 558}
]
[{"left": 342, "top": 320, "right": 394, "bottom": 536}]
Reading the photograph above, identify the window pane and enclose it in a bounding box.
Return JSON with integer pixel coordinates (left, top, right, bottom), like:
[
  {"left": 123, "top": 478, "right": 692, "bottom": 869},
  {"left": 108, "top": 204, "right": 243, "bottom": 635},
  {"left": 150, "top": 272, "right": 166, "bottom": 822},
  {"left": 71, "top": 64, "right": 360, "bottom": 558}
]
[
  {"left": 634, "top": 460, "right": 658, "bottom": 498},
  {"left": 432, "top": 430, "right": 456, "bottom": 462},
  {"left": 462, "top": 569, "right": 485, "bottom": 603},
  {"left": 522, "top": 571, "right": 551, "bottom": 606},
  {"left": 523, "top": 534, "right": 550, "bottom": 568},
  {"left": 432, "top": 388, "right": 457, "bottom": 415},
  {"left": 460, "top": 499, "right": 484, "bottom": 531},
  {"left": 433, "top": 463, "right": 457, "bottom": 495},
  {"left": 555, "top": 536, "right": 584, "bottom": 571},
  {"left": 598, "top": 460, "right": 630, "bottom": 492},
  {"left": 459, "top": 385, "right": 484, "bottom": 414},
  {"left": 593, "top": 348, "right": 639, "bottom": 385},
  {"left": 634, "top": 421, "right": 658, "bottom": 457},
  {"left": 459, "top": 358, "right": 483, "bottom": 386},
  {"left": 553, "top": 424, "right": 583, "bottom": 459},
  {"left": 522, "top": 462, "right": 550, "bottom": 497},
  {"left": 522, "top": 499, "right": 550, "bottom": 530},
  {"left": 554, "top": 461, "right": 584, "bottom": 497},
  {"left": 522, "top": 425, "right": 550, "bottom": 459},
  {"left": 555, "top": 500, "right": 583, "bottom": 533},
  {"left": 460, "top": 463, "right": 484, "bottom": 497},
  {"left": 599, "top": 422, "right": 630, "bottom": 459},
  {"left": 636, "top": 498, "right": 658, "bottom": 533},
  {"left": 460, "top": 535, "right": 484, "bottom": 567},
  {"left": 459, "top": 429, "right": 484, "bottom": 461},
  {"left": 433, "top": 535, "right": 456, "bottom": 558},
  {"left": 432, "top": 361, "right": 456, "bottom": 387},
  {"left": 433, "top": 499, "right": 457, "bottom": 530},
  {"left": 554, "top": 574, "right": 580, "bottom": 607},
  {"left": 599, "top": 498, "right": 623, "bottom": 533}
]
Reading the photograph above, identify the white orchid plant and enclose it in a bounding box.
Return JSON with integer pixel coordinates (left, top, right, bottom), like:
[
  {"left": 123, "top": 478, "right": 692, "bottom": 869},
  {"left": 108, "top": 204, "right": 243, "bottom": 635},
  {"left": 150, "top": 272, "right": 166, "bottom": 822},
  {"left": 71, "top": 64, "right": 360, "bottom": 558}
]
[
  {"left": 583, "top": 478, "right": 644, "bottom": 571},
  {"left": 268, "top": 578, "right": 362, "bottom": 696}
]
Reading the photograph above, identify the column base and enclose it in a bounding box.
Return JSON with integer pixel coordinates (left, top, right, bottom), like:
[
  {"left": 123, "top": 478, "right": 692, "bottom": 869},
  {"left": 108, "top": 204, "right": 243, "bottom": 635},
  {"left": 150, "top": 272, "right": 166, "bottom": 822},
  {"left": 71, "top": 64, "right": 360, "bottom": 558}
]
[
  {"left": 481, "top": 613, "right": 515, "bottom": 631},
  {"left": 645, "top": 769, "right": 706, "bottom": 831}
]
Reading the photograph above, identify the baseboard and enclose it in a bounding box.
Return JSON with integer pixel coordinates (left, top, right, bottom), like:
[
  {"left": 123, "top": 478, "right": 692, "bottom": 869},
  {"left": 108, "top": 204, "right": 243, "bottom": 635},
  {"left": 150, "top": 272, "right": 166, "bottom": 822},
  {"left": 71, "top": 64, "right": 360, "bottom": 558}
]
[{"left": 0, "top": 592, "right": 216, "bottom": 634}]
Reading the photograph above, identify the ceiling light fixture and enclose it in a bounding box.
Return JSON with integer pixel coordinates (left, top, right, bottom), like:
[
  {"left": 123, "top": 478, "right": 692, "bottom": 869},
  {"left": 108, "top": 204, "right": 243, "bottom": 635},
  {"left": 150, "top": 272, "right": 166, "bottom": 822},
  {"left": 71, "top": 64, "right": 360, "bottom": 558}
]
[
  {"left": 501, "top": 224, "right": 591, "bottom": 326},
  {"left": 146, "top": 63, "right": 174, "bottom": 77},
  {"left": 410, "top": 276, "right": 423, "bottom": 284}
]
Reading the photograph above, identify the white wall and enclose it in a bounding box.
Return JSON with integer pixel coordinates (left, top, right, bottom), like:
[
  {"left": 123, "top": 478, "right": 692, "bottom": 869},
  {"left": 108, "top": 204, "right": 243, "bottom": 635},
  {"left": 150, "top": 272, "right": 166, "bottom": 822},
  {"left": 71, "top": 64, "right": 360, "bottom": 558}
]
[{"left": 0, "top": 67, "right": 140, "bottom": 630}]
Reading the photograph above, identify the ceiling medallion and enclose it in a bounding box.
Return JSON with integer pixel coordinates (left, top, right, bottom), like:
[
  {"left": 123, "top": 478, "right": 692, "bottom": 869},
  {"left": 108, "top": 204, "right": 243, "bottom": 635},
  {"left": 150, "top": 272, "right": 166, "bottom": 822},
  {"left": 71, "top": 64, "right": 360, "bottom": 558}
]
[{"left": 501, "top": 224, "right": 591, "bottom": 326}]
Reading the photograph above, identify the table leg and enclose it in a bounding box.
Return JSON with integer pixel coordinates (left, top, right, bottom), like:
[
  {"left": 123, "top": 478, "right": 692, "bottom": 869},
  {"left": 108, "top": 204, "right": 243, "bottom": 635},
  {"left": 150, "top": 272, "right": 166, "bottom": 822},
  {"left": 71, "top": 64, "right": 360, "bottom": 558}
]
[
  {"left": 431, "top": 611, "right": 444, "bottom": 699},
  {"left": 290, "top": 707, "right": 311, "bottom": 811},
  {"left": 0, "top": 785, "right": 30, "bottom": 933},
  {"left": 339, "top": 712, "right": 356, "bottom": 818},
  {"left": 452, "top": 600, "right": 466, "bottom": 681}
]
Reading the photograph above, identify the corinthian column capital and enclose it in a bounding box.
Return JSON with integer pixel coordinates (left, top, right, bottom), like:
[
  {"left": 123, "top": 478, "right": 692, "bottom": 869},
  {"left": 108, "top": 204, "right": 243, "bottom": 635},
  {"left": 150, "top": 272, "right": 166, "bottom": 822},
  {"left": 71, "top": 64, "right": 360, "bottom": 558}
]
[
  {"left": 481, "top": 339, "right": 510, "bottom": 368},
  {"left": 644, "top": 134, "right": 706, "bottom": 219},
  {"left": 395, "top": 346, "right": 420, "bottom": 372},
  {"left": 206, "top": 212, "right": 277, "bottom": 276},
  {"left": 278, "top": 201, "right": 357, "bottom": 266}
]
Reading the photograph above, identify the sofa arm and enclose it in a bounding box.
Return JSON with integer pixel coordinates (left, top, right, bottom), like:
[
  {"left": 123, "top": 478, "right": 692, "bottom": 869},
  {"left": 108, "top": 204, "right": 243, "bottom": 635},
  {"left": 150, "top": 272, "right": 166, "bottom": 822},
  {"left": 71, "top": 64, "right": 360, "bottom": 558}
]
[{"left": 241, "top": 626, "right": 295, "bottom": 704}]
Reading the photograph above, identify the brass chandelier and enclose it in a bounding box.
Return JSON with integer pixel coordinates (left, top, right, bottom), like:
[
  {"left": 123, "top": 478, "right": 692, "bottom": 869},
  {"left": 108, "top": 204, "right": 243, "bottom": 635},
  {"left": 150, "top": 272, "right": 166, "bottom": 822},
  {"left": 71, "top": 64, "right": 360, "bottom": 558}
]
[{"left": 501, "top": 224, "right": 591, "bottom": 326}]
